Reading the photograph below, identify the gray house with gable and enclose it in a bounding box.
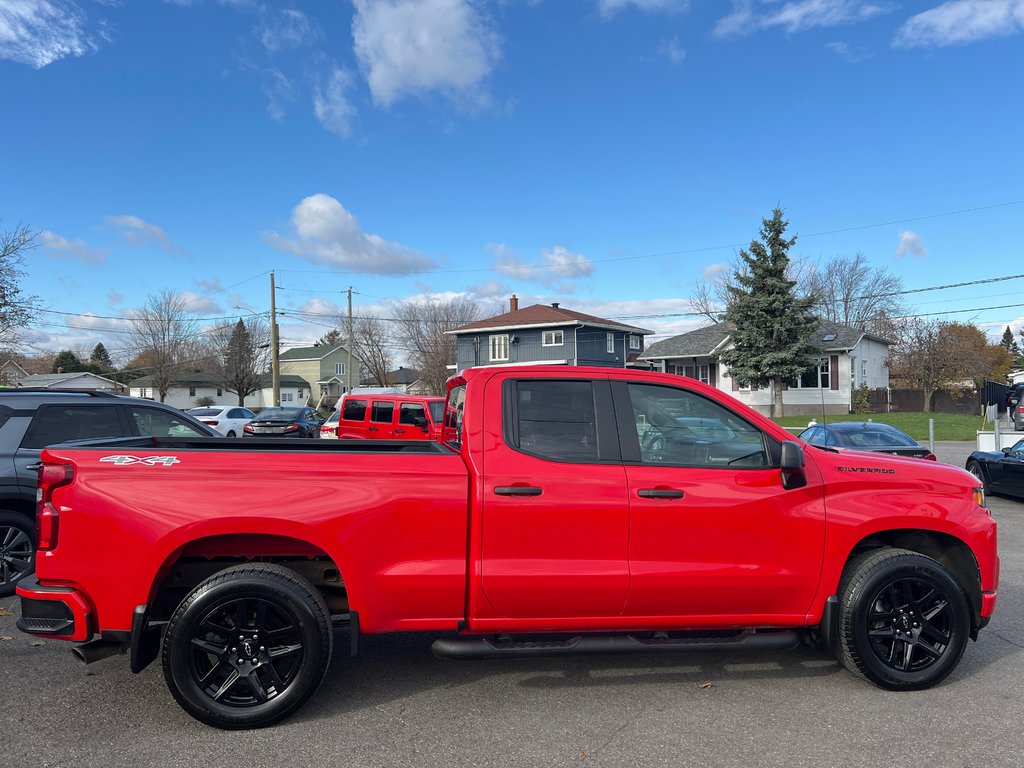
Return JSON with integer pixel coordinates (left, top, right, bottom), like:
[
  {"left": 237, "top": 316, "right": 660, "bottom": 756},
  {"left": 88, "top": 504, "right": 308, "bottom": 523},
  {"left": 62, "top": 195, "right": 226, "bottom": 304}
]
[{"left": 447, "top": 295, "right": 653, "bottom": 370}]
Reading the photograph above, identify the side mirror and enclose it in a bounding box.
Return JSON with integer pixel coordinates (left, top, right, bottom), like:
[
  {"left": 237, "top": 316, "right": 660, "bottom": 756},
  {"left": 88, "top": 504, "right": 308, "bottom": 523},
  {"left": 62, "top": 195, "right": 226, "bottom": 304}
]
[
  {"left": 780, "top": 441, "right": 807, "bottom": 489},
  {"left": 1002, "top": 447, "right": 1013, "bottom": 455},
  {"left": 414, "top": 416, "right": 428, "bottom": 430}
]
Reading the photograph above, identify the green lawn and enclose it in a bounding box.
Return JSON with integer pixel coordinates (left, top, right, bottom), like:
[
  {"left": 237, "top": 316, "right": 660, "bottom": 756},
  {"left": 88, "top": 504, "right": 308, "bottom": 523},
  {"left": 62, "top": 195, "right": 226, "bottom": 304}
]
[{"left": 771, "top": 412, "right": 989, "bottom": 441}]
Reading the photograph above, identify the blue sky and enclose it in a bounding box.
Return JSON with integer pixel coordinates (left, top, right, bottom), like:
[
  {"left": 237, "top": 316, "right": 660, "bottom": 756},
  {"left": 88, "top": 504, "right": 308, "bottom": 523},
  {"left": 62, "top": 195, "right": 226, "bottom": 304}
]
[{"left": 2, "top": 0, "right": 1023, "bottom": 361}]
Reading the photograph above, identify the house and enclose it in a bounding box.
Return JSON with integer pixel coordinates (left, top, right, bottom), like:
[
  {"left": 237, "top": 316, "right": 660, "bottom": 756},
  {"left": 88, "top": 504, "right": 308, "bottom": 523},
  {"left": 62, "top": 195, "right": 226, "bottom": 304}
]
[
  {"left": 128, "top": 374, "right": 308, "bottom": 410},
  {"left": 447, "top": 295, "right": 653, "bottom": 370},
  {"left": 640, "top": 319, "right": 893, "bottom": 416},
  {"left": 0, "top": 359, "right": 29, "bottom": 387},
  {"left": 278, "top": 345, "right": 366, "bottom": 408},
  {"left": 14, "top": 371, "right": 125, "bottom": 392},
  {"left": 380, "top": 367, "right": 430, "bottom": 395}
]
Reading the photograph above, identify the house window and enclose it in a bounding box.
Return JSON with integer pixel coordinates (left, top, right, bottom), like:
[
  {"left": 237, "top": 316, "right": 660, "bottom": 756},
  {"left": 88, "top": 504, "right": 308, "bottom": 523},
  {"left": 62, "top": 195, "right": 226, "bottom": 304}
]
[
  {"left": 542, "top": 330, "right": 564, "bottom": 347},
  {"left": 217, "top": 388, "right": 222, "bottom": 397},
  {"left": 629, "top": 335, "right": 641, "bottom": 351},
  {"left": 189, "top": 387, "right": 196, "bottom": 397},
  {"left": 490, "top": 334, "right": 509, "bottom": 362},
  {"left": 140, "top": 388, "right": 148, "bottom": 398},
  {"left": 797, "top": 357, "right": 830, "bottom": 389},
  {"left": 606, "top": 333, "right": 615, "bottom": 354},
  {"left": 298, "top": 389, "right": 303, "bottom": 398},
  {"left": 282, "top": 392, "right": 293, "bottom": 402},
  {"left": 698, "top": 364, "right": 710, "bottom": 384},
  {"left": 335, "top": 363, "right": 346, "bottom": 376}
]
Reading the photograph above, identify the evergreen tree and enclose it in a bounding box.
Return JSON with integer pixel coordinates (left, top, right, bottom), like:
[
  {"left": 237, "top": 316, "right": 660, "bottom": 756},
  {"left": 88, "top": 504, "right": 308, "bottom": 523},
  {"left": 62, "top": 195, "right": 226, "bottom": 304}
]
[
  {"left": 314, "top": 329, "right": 342, "bottom": 347},
  {"left": 90, "top": 342, "right": 113, "bottom": 371},
  {"left": 51, "top": 349, "right": 86, "bottom": 373},
  {"left": 222, "top": 319, "right": 263, "bottom": 405},
  {"left": 718, "top": 207, "right": 819, "bottom": 417},
  {"left": 1001, "top": 326, "right": 1022, "bottom": 366}
]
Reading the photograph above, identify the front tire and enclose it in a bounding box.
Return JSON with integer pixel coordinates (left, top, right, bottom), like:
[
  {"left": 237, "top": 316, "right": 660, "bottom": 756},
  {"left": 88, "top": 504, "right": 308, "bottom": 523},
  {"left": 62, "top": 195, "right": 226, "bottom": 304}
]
[
  {"left": 162, "top": 563, "right": 333, "bottom": 729},
  {"left": 833, "top": 548, "right": 970, "bottom": 691},
  {"left": 966, "top": 461, "right": 988, "bottom": 493},
  {"left": 0, "top": 512, "right": 36, "bottom": 598}
]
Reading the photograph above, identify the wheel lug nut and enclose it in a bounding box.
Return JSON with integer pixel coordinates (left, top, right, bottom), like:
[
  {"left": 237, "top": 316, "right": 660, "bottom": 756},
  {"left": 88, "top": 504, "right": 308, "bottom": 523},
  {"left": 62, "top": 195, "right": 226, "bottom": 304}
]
[
  {"left": 231, "top": 647, "right": 237, "bottom": 653},
  {"left": 260, "top": 646, "right": 266, "bottom": 652}
]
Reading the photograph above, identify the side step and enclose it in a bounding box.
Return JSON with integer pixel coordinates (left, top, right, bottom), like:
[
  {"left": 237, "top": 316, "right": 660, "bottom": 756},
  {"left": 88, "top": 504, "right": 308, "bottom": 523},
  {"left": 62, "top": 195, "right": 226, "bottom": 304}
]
[{"left": 432, "top": 630, "right": 800, "bottom": 660}]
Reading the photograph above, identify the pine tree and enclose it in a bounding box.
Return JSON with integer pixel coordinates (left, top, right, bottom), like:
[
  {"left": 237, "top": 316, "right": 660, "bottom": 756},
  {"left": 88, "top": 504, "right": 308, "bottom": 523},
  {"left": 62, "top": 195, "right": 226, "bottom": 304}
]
[
  {"left": 222, "top": 319, "right": 262, "bottom": 405},
  {"left": 90, "top": 342, "right": 113, "bottom": 371},
  {"left": 51, "top": 349, "right": 85, "bottom": 373},
  {"left": 314, "top": 329, "right": 342, "bottom": 347},
  {"left": 718, "top": 207, "right": 819, "bottom": 417},
  {"left": 1001, "top": 326, "right": 1022, "bottom": 366}
]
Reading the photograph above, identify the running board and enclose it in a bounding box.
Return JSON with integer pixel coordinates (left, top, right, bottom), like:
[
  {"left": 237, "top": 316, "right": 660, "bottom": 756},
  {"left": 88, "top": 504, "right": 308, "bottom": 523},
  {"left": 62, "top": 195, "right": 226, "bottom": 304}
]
[{"left": 432, "top": 630, "right": 800, "bottom": 660}]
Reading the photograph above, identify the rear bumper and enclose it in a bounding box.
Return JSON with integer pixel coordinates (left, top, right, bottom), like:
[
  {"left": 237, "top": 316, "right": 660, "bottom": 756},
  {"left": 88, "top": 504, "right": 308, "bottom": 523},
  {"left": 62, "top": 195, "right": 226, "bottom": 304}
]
[{"left": 16, "top": 576, "right": 93, "bottom": 642}]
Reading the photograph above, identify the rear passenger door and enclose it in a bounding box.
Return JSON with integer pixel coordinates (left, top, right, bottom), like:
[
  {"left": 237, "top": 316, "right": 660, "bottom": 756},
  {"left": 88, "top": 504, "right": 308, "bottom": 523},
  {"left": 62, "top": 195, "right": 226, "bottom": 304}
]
[
  {"left": 16, "top": 405, "right": 129, "bottom": 490},
  {"left": 369, "top": 400, "right": 396, "bottom": 439}
]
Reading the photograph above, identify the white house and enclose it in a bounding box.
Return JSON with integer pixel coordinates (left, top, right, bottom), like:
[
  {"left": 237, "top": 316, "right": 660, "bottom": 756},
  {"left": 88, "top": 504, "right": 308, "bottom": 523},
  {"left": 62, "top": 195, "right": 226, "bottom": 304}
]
[
  {"left": 640, "top": 319, "right": 893, "bottom": 417},
  {"left": 15, "top": 371, "right": 125, "bottom": 392},
  {"left": 128, "top": 374, "right": 309, "bottom": 410}
]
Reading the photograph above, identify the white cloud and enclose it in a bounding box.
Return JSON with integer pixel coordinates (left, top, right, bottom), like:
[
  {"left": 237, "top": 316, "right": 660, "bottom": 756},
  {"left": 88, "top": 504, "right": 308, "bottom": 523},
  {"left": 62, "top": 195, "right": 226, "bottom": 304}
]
[
  {"left": 597, "top": 0, "right": 689, "bottom": 19},
  {"left": 825, "top": 40, "right": 871, "bottom": 61},
  {"left": 489, "top": 244, "right": 595, "bottom": 293},
  {"left": 313, "top": 66, "right": 357, "bottom": 138},
  {"left": 266, "top": 193, "right": 436, "bottom": 275},
  {"left": 0, "top": 0, "right": 101, "bottom": 68},
  {"left": 714, "top": 0, "right": 888, "bottom": 38},
  {"left": 702, "top": 263, "right": 729, "bottom": 282},
  {"left": 352, "top": 0, "right": 501, "bottom": 108},
  {"left": 263, "top": 68, "right": 295, "bottom": 121},
  {"left": 41, "top": 230, "right": 108, "bottom": 264},
  {"left": 174, "top": 292, "right": 223, "bottom": 315},
  {"left": 105, "top": 214, "right": 176, "bottom": 250},
  {"left": 658, "top": 35, "right": 687, "bottom": 63},
  {"left": 896, "top": 230, "right": 926, "bottom": 258},
  {"left": 894, "top": 0, "right": 1024, "bottom": 48},
  {"left": 257, "top": 7, "right": 320, "bottom": 53}
]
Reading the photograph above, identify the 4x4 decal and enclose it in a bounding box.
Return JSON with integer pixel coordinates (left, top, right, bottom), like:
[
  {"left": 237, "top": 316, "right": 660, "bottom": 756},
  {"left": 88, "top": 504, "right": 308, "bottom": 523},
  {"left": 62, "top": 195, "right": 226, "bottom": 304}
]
[{"left": 100, "top": 455, "right": 180, "bottom": 467}]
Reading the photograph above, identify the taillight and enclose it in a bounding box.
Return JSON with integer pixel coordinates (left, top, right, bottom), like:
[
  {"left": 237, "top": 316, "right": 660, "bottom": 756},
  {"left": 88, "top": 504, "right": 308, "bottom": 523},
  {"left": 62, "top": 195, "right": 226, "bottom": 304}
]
[
  {"left": 284, "top": 424, "right": 299, "bottom": 432},
  {"left": 924, "top": 453, "right": 937, "bottom": 461},
  {"left": 36, "top": 463, "right": 74, "bottom": 551},
  {"left": 202, "top": 420, "right": 219, "bottom": 426},
  {"left": 244, "top": 424, "right": 254, "bottom": 433},
  {"left": 320, "top": 425, "right": 336, "bottom": 435}
]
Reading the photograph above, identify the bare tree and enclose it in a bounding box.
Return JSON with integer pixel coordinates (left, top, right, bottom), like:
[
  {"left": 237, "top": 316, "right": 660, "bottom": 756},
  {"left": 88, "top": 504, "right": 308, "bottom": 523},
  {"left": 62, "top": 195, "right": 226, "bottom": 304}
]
[
  {"left": 1, "top": 223, "right": 41, "bottom": 348},
  {"left": 804, "top": 253, "right": 906, "bottom": 335},
  {"left": 393, "top": 297, "right": 482, "bottom": 395},
  {"left": 127, "top": 290, "right": 197, "bottom": 402},
  {"left": 206, "top": 317, "right": 272, "bottom": 405},
  {"left": 351, "top": 314, "right": 395, "bottom": 387}
]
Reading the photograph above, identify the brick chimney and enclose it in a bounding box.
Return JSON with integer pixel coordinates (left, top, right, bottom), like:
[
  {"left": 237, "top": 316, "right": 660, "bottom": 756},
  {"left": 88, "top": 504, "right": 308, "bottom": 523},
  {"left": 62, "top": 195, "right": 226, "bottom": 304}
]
[{"left": 509, "top": 294, "right": 519, "bottom": 312}]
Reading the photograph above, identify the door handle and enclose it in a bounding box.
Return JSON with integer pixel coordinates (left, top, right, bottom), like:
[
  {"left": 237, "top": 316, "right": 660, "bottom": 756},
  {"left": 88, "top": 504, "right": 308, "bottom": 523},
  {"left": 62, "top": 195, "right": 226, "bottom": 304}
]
[
  {"left": 368, "top": 427, "right": 378, "bottom": 432},
  {"left": 26, "top": 462, "right": 43, "bottom": 471},
  {"left": 394, "top": 429, "right": 406, "bottom": 435},
  {"left": 494, "top": 486, "right": 543, "bottom": 497},
  {"left": 637, "top": 488, "right": 685, "bottom": 499}
]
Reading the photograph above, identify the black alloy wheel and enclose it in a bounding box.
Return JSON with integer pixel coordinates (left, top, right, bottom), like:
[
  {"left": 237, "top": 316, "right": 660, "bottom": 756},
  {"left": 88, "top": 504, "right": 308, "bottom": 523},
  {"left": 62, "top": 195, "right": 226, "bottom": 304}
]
[
  {"left": 0, "top": 512, "right": 36, "bottom": 598},
  {"left": 834, "top": 548, "right": 970, "bottom": 690},
  {"left": 162, "top": 563, "right": 332, "bottom": 729}
]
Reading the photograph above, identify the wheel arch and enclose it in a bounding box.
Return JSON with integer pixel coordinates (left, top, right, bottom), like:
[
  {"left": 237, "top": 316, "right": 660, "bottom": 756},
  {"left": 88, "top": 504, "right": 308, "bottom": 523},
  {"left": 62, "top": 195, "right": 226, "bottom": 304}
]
[
  {"left": 146, "top": 532, "right": 349, "bottom": 623},
  {"left": 842, "top": 529, "right": 982, "bottom": 632},
  {"left": 0, "top": 497, "right": 36, "bottom": 521}
]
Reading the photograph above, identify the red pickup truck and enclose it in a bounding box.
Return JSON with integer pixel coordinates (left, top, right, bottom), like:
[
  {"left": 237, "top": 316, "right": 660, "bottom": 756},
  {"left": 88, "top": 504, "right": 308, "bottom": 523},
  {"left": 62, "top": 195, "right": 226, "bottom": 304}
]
[{"left": 17, "top": 366, "right": 998, "bottom": 729}]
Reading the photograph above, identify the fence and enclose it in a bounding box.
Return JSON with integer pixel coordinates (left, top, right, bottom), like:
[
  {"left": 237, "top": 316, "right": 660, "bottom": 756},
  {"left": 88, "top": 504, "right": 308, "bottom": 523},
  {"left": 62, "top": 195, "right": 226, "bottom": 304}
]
[{"left": 867, "top": 387, "right": 984, "bottom": 414}]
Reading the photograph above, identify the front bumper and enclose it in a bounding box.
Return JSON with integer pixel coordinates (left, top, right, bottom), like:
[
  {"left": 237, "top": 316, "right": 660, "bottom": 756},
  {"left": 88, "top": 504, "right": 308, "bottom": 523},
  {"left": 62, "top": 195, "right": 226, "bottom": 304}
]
[{"left": 16, "top": 576, "right": 93, "bottom": 642}]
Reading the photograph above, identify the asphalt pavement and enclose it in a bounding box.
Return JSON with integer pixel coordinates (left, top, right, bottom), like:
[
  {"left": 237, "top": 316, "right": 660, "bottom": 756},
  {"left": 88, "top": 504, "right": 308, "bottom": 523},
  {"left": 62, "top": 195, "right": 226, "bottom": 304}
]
[{"left": 2, "top": 444, "right": 1021, "bottom": 768}]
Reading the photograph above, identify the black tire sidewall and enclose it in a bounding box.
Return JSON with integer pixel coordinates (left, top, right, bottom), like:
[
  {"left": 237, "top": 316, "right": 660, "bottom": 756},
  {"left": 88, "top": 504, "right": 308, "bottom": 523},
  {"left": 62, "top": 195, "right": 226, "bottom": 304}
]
[
  {"left": 966, "top": 462, "right": 988, "bottom": 493},
  {"left": 0, "top": 512, "right": 36, "bottom": 597},
  {"left": 845, "top": 554, "right": 970, "bottom": 690},
  {"left": 163, "top": 570, "right": 330, "bottom": 729}
]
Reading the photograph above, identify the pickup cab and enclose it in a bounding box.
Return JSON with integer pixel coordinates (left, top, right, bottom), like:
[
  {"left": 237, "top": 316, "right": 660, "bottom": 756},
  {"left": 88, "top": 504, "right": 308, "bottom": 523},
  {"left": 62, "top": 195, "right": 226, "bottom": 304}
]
[{"left": 16, "top": 366, "right": 998, "bottom": 729}]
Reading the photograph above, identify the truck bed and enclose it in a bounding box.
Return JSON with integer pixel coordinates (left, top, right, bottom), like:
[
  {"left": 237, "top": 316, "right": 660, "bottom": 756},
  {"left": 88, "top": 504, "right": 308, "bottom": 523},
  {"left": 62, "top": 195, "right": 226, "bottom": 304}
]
[{"left": 62, "top": 435, "right": 453, "bottom": 454}]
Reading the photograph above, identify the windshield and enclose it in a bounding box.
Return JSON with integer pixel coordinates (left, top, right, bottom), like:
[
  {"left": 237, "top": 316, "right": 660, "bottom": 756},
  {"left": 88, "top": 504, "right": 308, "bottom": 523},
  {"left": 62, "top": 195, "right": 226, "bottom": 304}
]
[{"left": 427, "top": 400, "right": 445, "bottom": 423}]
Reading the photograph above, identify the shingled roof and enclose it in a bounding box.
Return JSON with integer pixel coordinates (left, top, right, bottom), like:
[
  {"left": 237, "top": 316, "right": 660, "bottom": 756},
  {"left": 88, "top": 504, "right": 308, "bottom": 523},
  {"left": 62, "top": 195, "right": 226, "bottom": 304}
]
[
  {"left": 448, "top": 303, "right": 652, "bottom": 335},
  {"left": 641, "top": 319, "right": 892, "bottom": 361}
]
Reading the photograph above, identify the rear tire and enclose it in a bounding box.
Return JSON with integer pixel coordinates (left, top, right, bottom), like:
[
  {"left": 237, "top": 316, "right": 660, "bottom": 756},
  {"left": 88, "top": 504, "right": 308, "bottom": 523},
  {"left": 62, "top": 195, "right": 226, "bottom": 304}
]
[
  {"left": 833, "top": 548, "right": 970, "bottom": 691},
  {"left": 0, "top": 512, "right": 36, "bottom": 598},
  {"left": 162, "top": 563, "right": 333, "bottom": 729},
  {"left": 226, "top": 431, "right": 237, "bottom": 438}
]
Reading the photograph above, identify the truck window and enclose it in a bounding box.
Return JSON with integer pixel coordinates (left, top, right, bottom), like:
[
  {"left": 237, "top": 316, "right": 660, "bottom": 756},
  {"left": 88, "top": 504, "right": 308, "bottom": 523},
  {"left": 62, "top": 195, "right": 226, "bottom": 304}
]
[
  {"left": 512, "top": 380, "right": 598, "bottom": 463},
  {"left": 627, "top": 383, "right": 768, "bottom": 467},
  {"left": 342, "top": 399, "right": 367, "bottom": 421},
  {"left": 371, "top": 401, "right": 394, "bottom": 423}
]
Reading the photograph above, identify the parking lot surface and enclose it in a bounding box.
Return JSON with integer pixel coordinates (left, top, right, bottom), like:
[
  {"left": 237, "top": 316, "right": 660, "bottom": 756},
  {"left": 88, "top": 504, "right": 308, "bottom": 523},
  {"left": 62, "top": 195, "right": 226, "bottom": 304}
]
[{"left": 3, "top": 442, "right": 1021, "bottom": 768}]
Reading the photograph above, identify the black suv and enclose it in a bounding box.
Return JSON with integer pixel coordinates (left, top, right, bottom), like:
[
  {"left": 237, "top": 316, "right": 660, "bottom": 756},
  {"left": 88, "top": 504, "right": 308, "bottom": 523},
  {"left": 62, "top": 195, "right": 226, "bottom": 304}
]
[{"left": 0, "top": 390, "right": 218, "bottom": 596}]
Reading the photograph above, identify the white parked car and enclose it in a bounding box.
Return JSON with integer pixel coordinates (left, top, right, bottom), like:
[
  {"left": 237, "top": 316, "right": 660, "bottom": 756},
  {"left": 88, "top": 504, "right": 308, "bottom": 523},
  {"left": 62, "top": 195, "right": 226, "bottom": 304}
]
[
  {"left": 186, "top": 406, "right": 257, "bottom": 437},
  {"left": 320, "top": 408, "right": 340, "bottom": 439}
]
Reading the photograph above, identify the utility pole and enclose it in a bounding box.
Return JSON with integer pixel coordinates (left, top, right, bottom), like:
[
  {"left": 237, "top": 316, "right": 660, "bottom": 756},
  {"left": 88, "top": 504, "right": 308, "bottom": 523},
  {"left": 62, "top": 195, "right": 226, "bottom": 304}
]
[
  {"left": 270, "top": 271, "right": 280, "bottom": 406},
  {"left": 347, "top": 287, "right": 354, "bottom": 395}
]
